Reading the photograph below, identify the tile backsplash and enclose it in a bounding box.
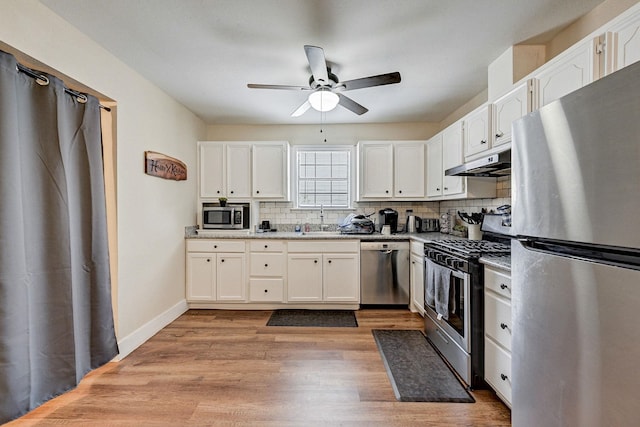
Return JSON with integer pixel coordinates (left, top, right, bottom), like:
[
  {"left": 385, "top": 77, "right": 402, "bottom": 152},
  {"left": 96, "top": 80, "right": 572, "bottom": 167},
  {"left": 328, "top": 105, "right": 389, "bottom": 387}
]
[{"left": 258, "top": 176, "right": 511, "bottom": 231}]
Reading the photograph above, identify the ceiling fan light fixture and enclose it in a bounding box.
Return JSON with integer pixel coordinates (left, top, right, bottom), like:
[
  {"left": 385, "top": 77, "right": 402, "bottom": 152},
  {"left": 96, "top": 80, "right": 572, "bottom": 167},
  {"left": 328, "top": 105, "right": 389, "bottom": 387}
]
[{"left": 308, "top": 89, "right": 339, "bottom": 112}]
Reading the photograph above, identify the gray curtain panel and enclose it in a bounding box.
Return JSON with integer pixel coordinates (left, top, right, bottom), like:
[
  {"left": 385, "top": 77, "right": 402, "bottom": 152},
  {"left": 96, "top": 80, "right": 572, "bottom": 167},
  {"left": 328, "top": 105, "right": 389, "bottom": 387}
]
[{"left": 0, "top": 50, "right": 118, "bottom": 423}]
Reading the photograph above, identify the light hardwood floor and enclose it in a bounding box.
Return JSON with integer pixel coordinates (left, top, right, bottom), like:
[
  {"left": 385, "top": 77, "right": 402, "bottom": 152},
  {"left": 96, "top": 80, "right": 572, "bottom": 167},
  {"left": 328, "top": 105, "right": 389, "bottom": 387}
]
[{"left": 8, "top": 309, "right": 511, "bottom": 426}]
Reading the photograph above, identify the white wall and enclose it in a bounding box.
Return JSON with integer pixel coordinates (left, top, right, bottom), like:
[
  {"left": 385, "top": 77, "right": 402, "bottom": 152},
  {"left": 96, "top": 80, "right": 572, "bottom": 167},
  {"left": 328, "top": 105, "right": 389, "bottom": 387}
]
[{"left": 0, "top": 0, "right": 206, "bottom": 355}]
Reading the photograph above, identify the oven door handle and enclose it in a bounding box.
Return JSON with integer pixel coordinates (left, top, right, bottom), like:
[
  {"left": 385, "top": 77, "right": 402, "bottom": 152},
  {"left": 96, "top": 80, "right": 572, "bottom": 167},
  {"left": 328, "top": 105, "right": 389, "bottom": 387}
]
[{"left": 450, "top": 270, "right": 466, "bottom": 280}]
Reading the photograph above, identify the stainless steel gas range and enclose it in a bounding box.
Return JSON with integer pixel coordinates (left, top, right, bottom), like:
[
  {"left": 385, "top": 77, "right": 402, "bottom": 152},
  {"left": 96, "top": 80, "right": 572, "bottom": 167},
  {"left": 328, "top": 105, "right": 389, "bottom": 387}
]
[{"left": 423, "top": 231, "right": 510, "bottom": 389}]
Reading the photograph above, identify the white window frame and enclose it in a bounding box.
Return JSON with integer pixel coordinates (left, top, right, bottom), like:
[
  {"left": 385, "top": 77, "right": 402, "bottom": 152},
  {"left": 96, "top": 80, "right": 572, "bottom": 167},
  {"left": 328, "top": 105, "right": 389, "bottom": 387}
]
[{"left": 291, "top": 145, "right": 356, "bottom": 209}]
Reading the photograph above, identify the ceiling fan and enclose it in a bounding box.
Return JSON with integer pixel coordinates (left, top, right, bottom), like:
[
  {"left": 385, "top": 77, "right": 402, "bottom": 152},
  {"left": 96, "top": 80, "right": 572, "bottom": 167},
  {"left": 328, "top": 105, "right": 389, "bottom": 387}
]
[{"left": 247, "top": 45, "right": 401, "bottom": 117}]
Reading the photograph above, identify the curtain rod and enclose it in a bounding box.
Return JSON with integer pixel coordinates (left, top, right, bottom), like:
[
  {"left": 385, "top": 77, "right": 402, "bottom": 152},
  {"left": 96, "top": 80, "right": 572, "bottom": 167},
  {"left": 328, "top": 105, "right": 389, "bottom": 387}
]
[{"left": 16, "top": 63, "right": 111, "bottom": 112}]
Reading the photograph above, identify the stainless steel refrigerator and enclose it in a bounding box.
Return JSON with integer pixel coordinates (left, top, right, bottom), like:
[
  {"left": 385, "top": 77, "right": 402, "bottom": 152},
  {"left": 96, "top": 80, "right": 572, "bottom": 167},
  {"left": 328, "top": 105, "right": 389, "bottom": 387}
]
[{"left": 511, "top": 60, "right": 640, "bottom": 426}]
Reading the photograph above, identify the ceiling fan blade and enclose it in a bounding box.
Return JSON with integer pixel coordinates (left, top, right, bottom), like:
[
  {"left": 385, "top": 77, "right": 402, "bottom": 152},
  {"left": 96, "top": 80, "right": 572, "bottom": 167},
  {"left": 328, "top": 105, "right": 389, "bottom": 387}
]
[
  {"left": 339, "top": 72, "right": 401, "bottom": 91},
  {"left": 337, "top": 94, "right": 368, "bottom": 115},
  {"left": 304, "top": 45, "right": 330, "bottom": 86},
  {"left": 291, "top": 100, "right": 311, "bottom": 117},
  {"left": 247, "top": 83, "right": 311, "bottom": 91}
]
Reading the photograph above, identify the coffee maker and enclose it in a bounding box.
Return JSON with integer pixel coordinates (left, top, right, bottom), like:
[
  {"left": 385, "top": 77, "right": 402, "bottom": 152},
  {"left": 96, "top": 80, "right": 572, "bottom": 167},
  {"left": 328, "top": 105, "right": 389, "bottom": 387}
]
[{"left": 378, "top": 208, "right": 398, "bottom": 234}]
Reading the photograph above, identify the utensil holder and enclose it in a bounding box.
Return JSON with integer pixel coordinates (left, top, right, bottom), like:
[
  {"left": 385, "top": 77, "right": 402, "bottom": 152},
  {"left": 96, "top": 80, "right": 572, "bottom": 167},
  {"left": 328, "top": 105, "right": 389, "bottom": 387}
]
[{"left": 468, "top": 224, "right": 482, "bottom": 240}]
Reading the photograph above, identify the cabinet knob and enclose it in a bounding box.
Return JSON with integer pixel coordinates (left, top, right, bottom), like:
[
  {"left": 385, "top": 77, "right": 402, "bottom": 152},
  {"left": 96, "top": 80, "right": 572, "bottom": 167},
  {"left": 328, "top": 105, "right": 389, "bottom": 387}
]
[
  {"left": 230, "top": 190, "right": 234, "bottom": 194},
  {"left": 385, "top": 190, "right": 389, "bottom": 193},
  {"left": 264, "top": 245, "right": 268, "bottom": 248},
  {"left": 480, "top": 139, "right": 487, "bottom": 144},
  {"left": 436, "top": 187, "right": 440, "bottom": 191},
  {"left": 264, "top": 264, "right": 268, "bottom": 267},
  {"left": 214, "top": 245, "right": 218, "bottom": 249},
  {"left": 444, "top": 187, "right": 448, "bottom": 191},
  {"left": 500, "top": 374, "right": 509, "bottom": 381},
  {"left": 500, "top": 323, "right": 509, "bottom": 330},
  {"left": 328, "top": 260, "right": 332, "bottom": 264},
  {"left": 496, "top": 131, "right": 504, "bottom": 138},
  {"left": 264, "top": 289, "right": 268, "bottom": 293},
  {"left": 399, "top": 190, "right": 402, "bottom": 194},
  {"left": 207, "top": 258, "right": 211, "bottom": 262},
  {"left": 256, "top": 190, "right": 260, "bottom": 194},
  {"left": 314, "top": 260, "right": 318, "bottom": 264},
  {"left": 221, "top": 259, "right": 225, "bottom": 263},
  {"left": 500, "top": 283, "right": 509, "bottom": 290},
  {"left": 216, "top": 190, "right": 221, "bottom": 194}
]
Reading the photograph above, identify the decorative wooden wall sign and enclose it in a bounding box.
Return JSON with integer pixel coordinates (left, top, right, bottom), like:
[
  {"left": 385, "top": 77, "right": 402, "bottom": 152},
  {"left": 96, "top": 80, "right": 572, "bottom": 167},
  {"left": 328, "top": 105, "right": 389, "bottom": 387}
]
[{"left": 144, "top": 151, "right": 187, "bottom": 181}]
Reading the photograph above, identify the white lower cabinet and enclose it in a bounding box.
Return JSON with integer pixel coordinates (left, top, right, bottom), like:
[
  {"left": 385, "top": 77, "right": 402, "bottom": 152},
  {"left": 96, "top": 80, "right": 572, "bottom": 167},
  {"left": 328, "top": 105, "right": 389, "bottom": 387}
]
[
  {"left": 287, "top": 240, "right": 360, "bottom": 303},
  {"left": 249, "top": 240, "right": 285, "bottom": 302},
  {"left": 484, "top": 264, "right": 512, "bottom": 407},
  {"left": 409, "top": 242, "right": 424, "bottom": 315},
  {"left": 186, "top": 240, "right": 246, "bottom": 303}
]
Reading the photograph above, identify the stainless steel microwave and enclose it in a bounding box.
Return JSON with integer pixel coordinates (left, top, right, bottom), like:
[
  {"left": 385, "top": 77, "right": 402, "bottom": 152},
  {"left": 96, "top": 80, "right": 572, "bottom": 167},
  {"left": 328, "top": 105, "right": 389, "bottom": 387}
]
[{"left": 202, "top": 204, "right": 249, "bottom": 230}]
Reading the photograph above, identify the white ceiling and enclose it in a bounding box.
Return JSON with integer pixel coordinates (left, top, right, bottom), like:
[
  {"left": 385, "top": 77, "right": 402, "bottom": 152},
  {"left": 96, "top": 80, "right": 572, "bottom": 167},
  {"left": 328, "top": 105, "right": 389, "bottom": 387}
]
[{"left": 40, "top": 0, "right": 604, "bottom": 125}]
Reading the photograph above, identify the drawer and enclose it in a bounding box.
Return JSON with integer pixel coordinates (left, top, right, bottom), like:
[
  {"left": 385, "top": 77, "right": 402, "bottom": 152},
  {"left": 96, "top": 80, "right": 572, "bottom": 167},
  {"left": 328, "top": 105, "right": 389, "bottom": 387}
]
[
  {"left": 187, "top": 240, "right": 245, "bottom": 253},
  {"left": 484, "top": 266, "right": 511, "bottom": 299},
  {"left": 249, "top": 279, "right": 284, "bottom": 302},
  {"left": 410, "top": 241, "right": 424, "bottom": 255},
  {"left": 485, "top": 292, "right": 512, "bottom": 351},
  {"left": 250, "top": 253, "right": 285, "bottom": 277},
  {"left": 484, "top": 338, "right": 512, "bottom": 406},
  {"left": 250, "top": 240, "right": 285, "bottom": 253},
  {"left": 287, "top": 240, "right": 359, "bottom": 253}
]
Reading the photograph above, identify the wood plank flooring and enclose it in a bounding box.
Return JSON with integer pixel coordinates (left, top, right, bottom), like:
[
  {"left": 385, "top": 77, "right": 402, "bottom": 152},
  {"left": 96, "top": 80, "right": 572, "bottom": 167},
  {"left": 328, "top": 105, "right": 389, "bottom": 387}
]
[{"left": 8, "top": 309, "right": 511, "bottom": 426}]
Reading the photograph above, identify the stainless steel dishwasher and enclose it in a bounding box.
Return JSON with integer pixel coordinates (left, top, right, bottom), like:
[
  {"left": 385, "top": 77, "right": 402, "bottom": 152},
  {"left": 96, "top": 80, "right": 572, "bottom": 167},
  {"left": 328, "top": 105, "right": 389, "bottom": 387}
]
[{"left": 360, "top": 241, "right": 410, "bottom": 305}]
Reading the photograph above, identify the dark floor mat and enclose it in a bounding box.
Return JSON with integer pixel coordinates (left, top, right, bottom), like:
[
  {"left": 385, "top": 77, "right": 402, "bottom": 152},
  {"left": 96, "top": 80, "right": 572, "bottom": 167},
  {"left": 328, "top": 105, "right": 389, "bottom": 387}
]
[
  {"left": 372, "top": 329, "right": 475, "bottom": 402},
  {"left": 266, "top": 309, "right": 358, "bottom": 327}
]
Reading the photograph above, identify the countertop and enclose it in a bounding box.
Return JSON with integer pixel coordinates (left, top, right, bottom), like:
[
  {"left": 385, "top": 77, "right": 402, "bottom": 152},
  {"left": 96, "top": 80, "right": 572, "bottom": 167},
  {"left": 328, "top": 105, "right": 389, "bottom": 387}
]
[
  {"left": 480, "top": 255, "right": 512, "bottom": 272},
  {"left": 187, "top": 229, "right": 447, "bottom": 243}
]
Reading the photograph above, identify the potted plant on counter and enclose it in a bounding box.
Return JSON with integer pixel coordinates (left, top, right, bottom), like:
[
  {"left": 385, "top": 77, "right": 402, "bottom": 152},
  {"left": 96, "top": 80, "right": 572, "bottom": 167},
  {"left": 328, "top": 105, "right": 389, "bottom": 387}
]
[{"left": 218, "top": 197, "right": 227, "bottom": 207}]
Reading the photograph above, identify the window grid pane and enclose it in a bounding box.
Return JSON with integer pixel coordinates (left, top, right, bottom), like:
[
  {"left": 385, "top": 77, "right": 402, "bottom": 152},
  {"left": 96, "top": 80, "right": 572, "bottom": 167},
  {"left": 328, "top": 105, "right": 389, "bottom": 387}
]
[{"left": 297, "top": 150, "right": 350, "bottom": 208}]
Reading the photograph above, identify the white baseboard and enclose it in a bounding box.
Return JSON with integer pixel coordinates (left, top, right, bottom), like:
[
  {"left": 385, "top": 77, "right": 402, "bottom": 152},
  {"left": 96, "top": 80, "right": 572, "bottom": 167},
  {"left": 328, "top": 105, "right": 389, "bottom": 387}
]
[{"left": 115, "top": 299, "right": 188, "bottom": 360}]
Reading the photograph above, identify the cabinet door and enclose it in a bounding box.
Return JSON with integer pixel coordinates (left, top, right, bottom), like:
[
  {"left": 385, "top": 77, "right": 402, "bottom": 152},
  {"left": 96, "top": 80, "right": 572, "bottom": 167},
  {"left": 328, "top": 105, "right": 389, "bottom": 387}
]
[
  {"left": 253, "top": 143, "right": 289, "bottom": 199},
  {"left": 441, "top": 123, "right": 465, "bottom": 196},
  {"left": 186, "top": 253, "right": 215, "bottom": 301},
  {"left": 410, "top": 252, "right": 424, "bottom": 315},
  {"left": 226, "top": 144, "right": 252, "bottom": 198},
  {"left": 323, "top": 254, "right": 360, "bottom": 302},
  {"left": 199, "top": 142, "right": 225, "bottom": 198},
  {"left": 612, "top": 10, "right": 640, "bottom": 71},
  {"left": 216, "top": 253, "right": 246, "bottom": 301},
  {"left": 494, "top": 81, "right": 529, "bottom": 146},
  {"left": 464, "top": 104, "right": 493, "bottom": 157},
  {"left": 287, "top": 254, "right": 323, "bottom": 301},
  {"left": 394, "top": 142, "right": 425, "bottom": 198},
  {"left": 359, "top": 142, "right": 393, "bottom": 198},
  {"left": 536, "top": 39, "right": 595, "bottom": 107},
  {"left": 426, "top": 134, "right": 443, "bottom": 198}
]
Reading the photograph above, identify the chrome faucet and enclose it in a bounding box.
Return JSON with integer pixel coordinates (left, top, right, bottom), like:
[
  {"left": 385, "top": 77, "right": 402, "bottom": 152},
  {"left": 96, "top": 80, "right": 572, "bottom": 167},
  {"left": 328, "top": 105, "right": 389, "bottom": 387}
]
[{"left": 320, "top": 204, "right": 328, "bottom": 231}]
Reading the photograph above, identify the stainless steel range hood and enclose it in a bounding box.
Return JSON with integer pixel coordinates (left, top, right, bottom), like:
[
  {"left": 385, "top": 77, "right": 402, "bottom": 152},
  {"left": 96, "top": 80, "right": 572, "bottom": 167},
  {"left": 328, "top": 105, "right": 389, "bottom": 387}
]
[{"left": 445, "top": 149, "right": 511, "bottom": 177}]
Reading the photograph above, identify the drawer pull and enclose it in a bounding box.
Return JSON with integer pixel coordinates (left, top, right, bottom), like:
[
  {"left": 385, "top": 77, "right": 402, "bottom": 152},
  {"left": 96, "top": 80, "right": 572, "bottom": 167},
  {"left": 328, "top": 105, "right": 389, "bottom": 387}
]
[
  {"left": 214, "top": 245, "right": 218, "bottom": 249},
  {"left": 500, "top": 373, "right": 509, "bottom": 381},
  {"left": 264, "top": 245, "right": 268, "bottom": 249},
  {"left": 500, "top": 322, "right": 509, "bottom": 330},
  {"left": 500, "top": 283, "right": 509, "bottom": 290},
  {"left": 435, "top": 329, "right": 450, "bottom": 345}
]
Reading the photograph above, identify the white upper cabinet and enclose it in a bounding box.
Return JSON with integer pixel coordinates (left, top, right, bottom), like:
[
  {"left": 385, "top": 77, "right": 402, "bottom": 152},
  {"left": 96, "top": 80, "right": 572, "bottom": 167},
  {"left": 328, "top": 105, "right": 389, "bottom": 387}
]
[
  {"left": 358, "top": 142, "right": 394, "bottom": 198},
  {"left": 493, "top": 80, "right": 535, "bottom": 146},
  {"left": 358, "top": 141, "right": 426, "bottom": 200},
  {"left": 226, "top": 144, "right": 252, "bottom": 198},
  {"left": 199, "top": 142, "right": 225, "bottom": 198},
  {"left": 394, "top": 142, "right": 426, "bottom": 198},
  {"left": 426, "top": 134, "right": 443, "bottom": 198},
  {"left": 607, "top": 4, "right": 640, "bottom": 73},
  {"left": 252, "top": 142, "right": 289, "bottom": 199},
  {"left": 534, "top": 38, "right": 597, "bottom": 108},
  {"left": 442, "top": 123, "right": 465, "bottom": 197},
  {"left": 464, "top": 104, "right": 494, "bottom": 158}
]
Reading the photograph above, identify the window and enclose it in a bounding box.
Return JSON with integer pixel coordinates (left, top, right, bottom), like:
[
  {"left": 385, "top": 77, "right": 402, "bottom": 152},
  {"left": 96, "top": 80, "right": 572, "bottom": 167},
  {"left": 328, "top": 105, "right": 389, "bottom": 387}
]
[{"left": 293, "top": 146, "right": 354, "bottom": 208}]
